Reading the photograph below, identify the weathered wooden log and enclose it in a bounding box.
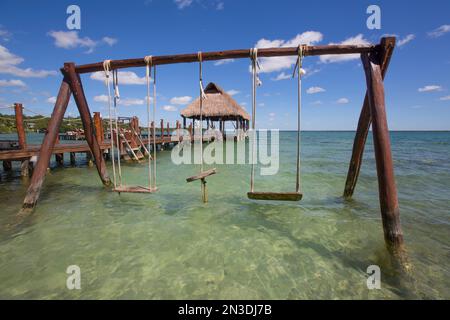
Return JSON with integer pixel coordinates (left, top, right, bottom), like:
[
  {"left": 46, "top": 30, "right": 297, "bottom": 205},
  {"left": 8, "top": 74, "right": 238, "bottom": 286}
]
[
  {"left": 344, "top": 37, "right": 396, "bottom": 198},
  {"left": 93, "top": 112, "right": 104, "bottom": 143},
  {"left": 14, "top": 103, "right": 26, "bottom": 149},
  {"left": 361, "top": 51, "right": 404, "bottom": 251},
  {"left": 73, "top": 44, "right": 379, "bottom": 74},
  {"left": 70, "top": 152, "right": 76, "bottom": 166},
  {"left": 3, "top": 160, "right": 12, "bottom": 171},
  {"left": 20, "top": 159, "right": 30, "bottom": 177},
  {"left": 55, "top": 153, "right": 64, "bottom": 166},
  {"left": 186, "top": 168, "right": 217, "bottom": 182},
  {"left": 22, "top": 78, "right": 72, "bottom": 209},
  {"left": 64, "top": 63, "right": 110, "bottom": 186}
]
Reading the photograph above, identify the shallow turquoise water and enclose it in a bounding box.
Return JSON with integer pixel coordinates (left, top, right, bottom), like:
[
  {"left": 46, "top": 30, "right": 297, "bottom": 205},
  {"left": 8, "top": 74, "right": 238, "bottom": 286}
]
[{"left": 0, "top": 131, "right": 449, "bottom": 299}]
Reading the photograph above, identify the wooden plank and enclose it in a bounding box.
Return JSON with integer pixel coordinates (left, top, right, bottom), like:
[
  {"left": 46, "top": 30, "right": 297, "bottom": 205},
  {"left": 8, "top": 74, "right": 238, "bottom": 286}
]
[
  {"left": 64, "top": 63, "right": 111, "bottom": 186},
  {"left": 344, "top": 37, "right": 396, "bottom": 198},
  {"left": 73, "top": 44, "right": 378, "bottom": 74},
  {"left": 247, "top": 192, "right": 303, "bottom": 201},
  {"left": 186, "top": 168, "right": 217, "bottom": 182},
  {"left": 361, "top": 51, "right": 404, "bottom": 251},
  {"left": 22, "top": 78, "right": 72, "bottom": 209},
  {"left": 113, "top": 185, "right": 158, "bottom": 193}
]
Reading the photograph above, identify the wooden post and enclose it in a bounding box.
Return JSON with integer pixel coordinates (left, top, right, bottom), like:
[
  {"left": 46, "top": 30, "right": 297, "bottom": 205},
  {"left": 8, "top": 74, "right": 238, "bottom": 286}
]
[
  {"left": 20, "top": 159, "right": 31, "bottom": 177},
  {"left": 3, "top": 161, "right": 12, "bottom": 171},
  {"left": 344, "top": 37, "right": 395, "bottom": 198},
  {"left": 160, "top": 119, "right": 164, "bottom": 138},
  {"left": 183, "top": 116, "right": 186, "bottom": 129},
  {"left": 14, "top": 103, "right": 26, "bottom": 149},
  {"left": 63, "top": 63, "right": 110, "bottom": 186},
  {"left": 93, "top": 112, "right": 104, "bottom": 143},
  {"left": 22, "top": 78, "right": 72, "bottom": 209},
  {"left": 361, "top": 51, "right": 404, "bottom": 251},
  {"left": 167, "top": 121, "right": 170, "bottom": 138},
  {"left": 70, "top": 152, "right": 76, "bottom": 166}
]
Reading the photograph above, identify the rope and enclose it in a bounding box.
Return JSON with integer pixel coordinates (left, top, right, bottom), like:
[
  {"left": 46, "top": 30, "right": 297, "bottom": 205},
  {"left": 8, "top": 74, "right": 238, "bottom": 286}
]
[
  {"left": 103, "top": 60, "right": 117, "bottom": 188},
  {"left": 145, "top": 55, "right": 153, "bottom": 190},
  {"left": 112, "top": 69, "right": 123, "bottom": 186},
  {"left": 293, "top": 45, "right": 305, "bottom": 193},
  {"left": 152, "top": 65, "right": 157, "bottom": 189},
  {"left": 249, "top": 48, "right": 259, "bottom": 192},
  {"left": 198, "top": 51, "right": 204, "bottom": 172}
]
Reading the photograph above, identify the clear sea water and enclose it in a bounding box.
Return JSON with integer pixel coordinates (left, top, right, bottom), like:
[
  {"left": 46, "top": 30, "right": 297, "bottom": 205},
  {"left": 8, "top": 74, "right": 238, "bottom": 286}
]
[{"left": 0, "top": 131, "right": 449, "bottom": 299}]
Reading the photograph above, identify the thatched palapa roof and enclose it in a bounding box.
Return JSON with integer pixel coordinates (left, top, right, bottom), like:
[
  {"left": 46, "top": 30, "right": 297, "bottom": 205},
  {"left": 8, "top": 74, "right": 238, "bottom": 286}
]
[{"left": 180, "top": 82, "right": 250, "bottom": 121}]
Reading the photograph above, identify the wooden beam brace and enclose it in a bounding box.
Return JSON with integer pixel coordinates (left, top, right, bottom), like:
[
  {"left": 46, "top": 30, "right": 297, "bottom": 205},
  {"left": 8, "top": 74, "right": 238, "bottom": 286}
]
[
  {"left": 63, "top": 63, "right": 111, "bottom": 186},
  {"left": 22, "top": 78, "right": 72, "bottom": 209},
  {"left": 361, "top": 51, "right": 404, "bottom": 251},
  {"left": 72, "top": 44, "right": 379, "bottom": 74},
  {"left": 344, "top": 37, "right": 396, "bottom": 198}
]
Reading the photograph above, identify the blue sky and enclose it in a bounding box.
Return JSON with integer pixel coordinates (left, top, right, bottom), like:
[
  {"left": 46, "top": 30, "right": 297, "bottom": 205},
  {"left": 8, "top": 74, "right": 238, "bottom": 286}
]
[{"left": 0, "top": 0, "right": 449, "bottom": 130}]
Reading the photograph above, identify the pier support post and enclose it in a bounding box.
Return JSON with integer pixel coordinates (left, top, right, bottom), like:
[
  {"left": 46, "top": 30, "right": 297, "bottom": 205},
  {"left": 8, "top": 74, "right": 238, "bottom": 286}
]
[
  {"left": 64, "top": 63, "right": 110, "bottom": 186},
  {"left": 361, "top": 50, "right": 404, "bottom": 252},
  {"left": 3, "top": 160, "right": 12, "bottom": 171},
  {"left": 70, "top": 152, "right": 76, "bottom": 166},
  {"left": 344, "top": 37, "right": 395, "bottom": 198},
  {"left": 22, "top": 78, "right": 72, "bottom": 209},
  {"left": 14, "top": 103, "right": 26, "bottom": 149},
  {"left": 20, "top": 160, "right": 30, "bottom": 177}
]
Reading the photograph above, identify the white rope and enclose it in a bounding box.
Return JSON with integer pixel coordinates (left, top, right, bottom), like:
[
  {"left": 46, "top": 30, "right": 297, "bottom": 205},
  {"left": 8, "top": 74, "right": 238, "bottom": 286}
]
[
  {"left": 198, "top": 52, "right": 204, "bottom": 172},
  {"left": 249, "top": 48, "right": 259, "bottom": 192},
  {"left": 103, "top": 60, "right": 117, "bottom": 188},
  {"left": 112, "top": 69, "right": 122, "bottom": 186},
  {"left": 293, "top": 45, "right": 305, "bottom": 193},
  {"left": 145, "top": 55, "right": 153, "bottom": 190},
  {"left": 152, "top": 65, "right": 157, "bottom": 189}
]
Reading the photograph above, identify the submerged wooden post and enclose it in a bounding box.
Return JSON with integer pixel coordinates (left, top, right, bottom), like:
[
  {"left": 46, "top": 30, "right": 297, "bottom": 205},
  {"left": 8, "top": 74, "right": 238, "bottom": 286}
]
[
  {"left": 22, "top": 78, "right": 72, "bottom": 209},
  {"left": 14, "top": 103, "right": 26, "bottom": 149},
  {"left": 361, "top": 51, "right": 404, "bottom": 251},
  {"left": 64, "top": 63, "right": 110, "bottom": 186},
  {"left": 344, "top": 37, "right": 395, "bottom": 198}
]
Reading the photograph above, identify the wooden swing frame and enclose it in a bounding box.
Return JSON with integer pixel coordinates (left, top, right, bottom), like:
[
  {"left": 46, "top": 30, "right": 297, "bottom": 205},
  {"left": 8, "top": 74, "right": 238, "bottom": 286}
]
[{"left": 19, "top": 37, "right": 404, "bottom": 252}]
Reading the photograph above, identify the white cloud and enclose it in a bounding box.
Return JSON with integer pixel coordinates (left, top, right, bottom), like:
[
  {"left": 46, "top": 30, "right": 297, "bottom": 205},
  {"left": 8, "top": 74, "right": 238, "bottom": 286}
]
[
  {"left": 48, "top": 31, "right": 96, "bottom": 53},
  {"left": 254, "top": 31, "right": 323, "bottom": 73},
  {"left": 174, "top": 0, "right": 193, "bottom": 9},
  {"left": 397, "top": 34, "right": 415, "bottom": 47},
  {"left": 306, "top": 86, "right": 325, "bottom": 94},
  {"left": 214, "top": 59, "right": 234, "bottom": 66},
  {"left": 418, "top": 85, "right": 442, "bottom": 92},
  {"left": 0, "top": 45, "right": 56, "bottom": 78},
  {"left": 0, "top": 79, "right": 26, "bottom": 87},
  {"left": 93, "top": 94, "right": 144, "bottom": 106},
  {"left": 439, "top": 95, "right": 450, "bottom": 101},
  {"left": 48, "top": 31, "right": 117, "bottom": 53},
  {"left": 102, "top": 37, "right": 118, "bottom": 46},
  {"left": 271, "top": 72, "right": 291, "bottom": 81},
  {"left": 216, "top": 2, "right": 224, "bottom": 10},
  {"left": 0, "top": 26, "right": 12, "bottom": 42},
  {"left": 91, "top": 71, "right": 146, "bottom": 85},
  {"left": 46, "top": 96, "right": 57, "bottom": 104},
  {"left": 428, "top": 25, "right": 450, "bottom": 38},
  {"left": 170, "top": 96, "right": 192, "bottom": 105},
  {"left": 319, "top": 34, "right": 370, "bottom": 63},
  {"left": 94, "top": 95, "right": 109, "bottom": 103},
  {"left": 226, "top": 89, "right": 240, "bottom": 96},
  {"left": 311, "top": 100, "right": 323, "bottom": 106},
  {"left": 163, "top": 105, "right": 177, "bottom": 112},
  {"left": 336, "top": 98, "right": 349, "bottom": 104},
  {"left": 119, "top": 98, "right": 144, "bottom": 106}
]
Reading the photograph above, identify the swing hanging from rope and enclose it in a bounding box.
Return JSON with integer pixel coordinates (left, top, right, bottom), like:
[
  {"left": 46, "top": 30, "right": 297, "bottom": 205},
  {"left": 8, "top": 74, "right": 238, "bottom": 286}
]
[
  {"left": 186, "top": 52, "right": 217, "bottom": 203},
  {"left": 247, "top": 46, "right": 304, "bottom": 201},
  {"left": 103, "top": 57, "right": 158, "bottom": 194}
]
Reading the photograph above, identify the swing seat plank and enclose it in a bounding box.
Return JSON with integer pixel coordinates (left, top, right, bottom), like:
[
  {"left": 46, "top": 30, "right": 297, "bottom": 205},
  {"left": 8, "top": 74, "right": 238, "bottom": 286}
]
[
  {"left": 186, "top": 168, "right": 217, "bottom": 182},
  {"left": 114, "top": 185, "right": 158, "bottom": 193},
  {"left": 247, "top": 191, "right": 302, "bottom": 201}
]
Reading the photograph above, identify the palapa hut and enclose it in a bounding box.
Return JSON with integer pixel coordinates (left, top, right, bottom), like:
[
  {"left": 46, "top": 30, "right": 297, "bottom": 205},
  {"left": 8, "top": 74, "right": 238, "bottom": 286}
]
[{"left": 180, "top": 82, "right": 250, "bottom": 138}]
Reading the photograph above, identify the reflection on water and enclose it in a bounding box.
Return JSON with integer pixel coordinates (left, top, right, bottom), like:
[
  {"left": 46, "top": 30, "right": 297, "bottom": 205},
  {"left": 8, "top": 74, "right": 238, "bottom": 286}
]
[{"left": 0, "top": 132, "right": 449, "bottom": 299}]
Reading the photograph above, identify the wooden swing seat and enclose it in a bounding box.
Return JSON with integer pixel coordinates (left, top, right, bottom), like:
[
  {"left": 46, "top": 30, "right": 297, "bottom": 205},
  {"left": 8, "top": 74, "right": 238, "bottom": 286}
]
[
  {"left": 113, "top": 185, "right": 158, "bottom": 193},
  {"left": 186, "top": 168, "right": 217, "bottom": 182},
  {"left": 247, "top": 191, "right": 302, "bottom": 201}
]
